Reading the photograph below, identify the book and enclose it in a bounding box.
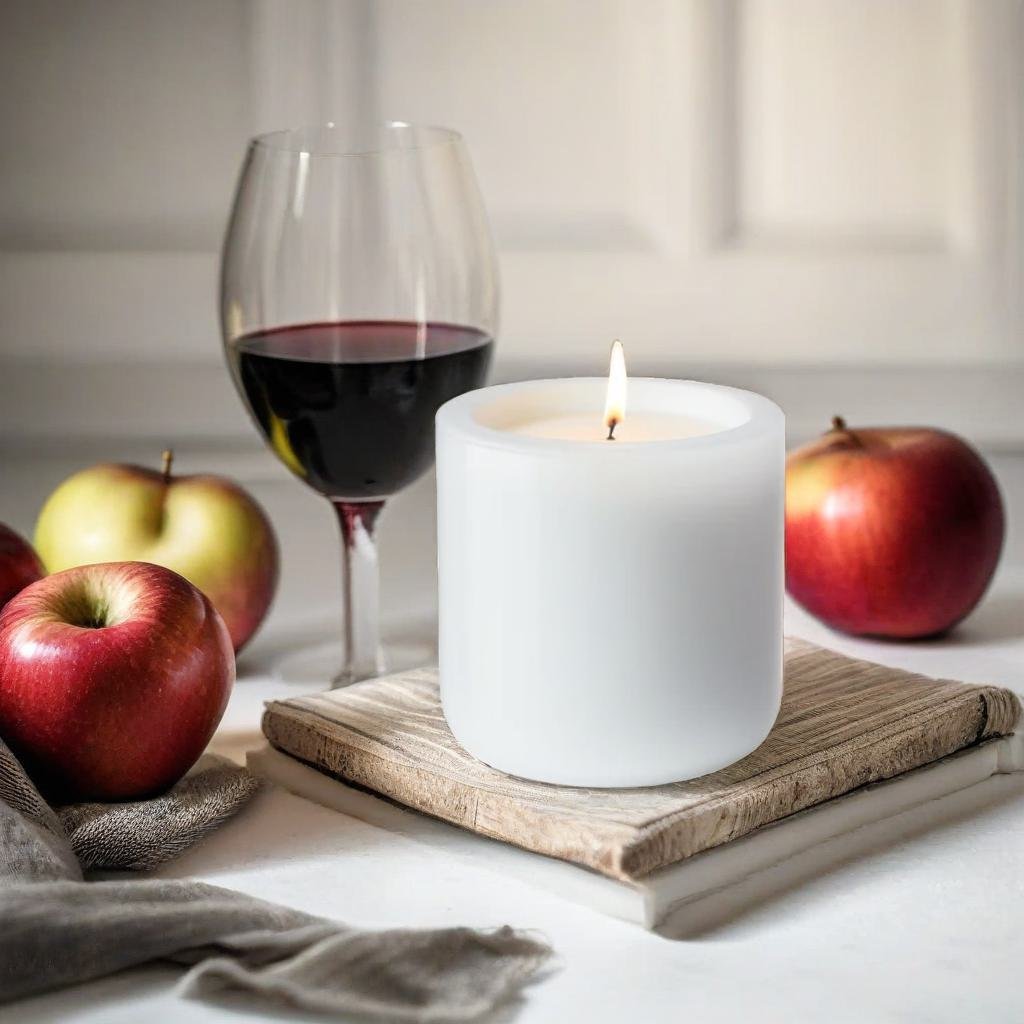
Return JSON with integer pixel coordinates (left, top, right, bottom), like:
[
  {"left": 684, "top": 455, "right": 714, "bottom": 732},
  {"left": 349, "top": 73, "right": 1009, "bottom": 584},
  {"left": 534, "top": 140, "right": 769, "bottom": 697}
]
[{"left": 252, "top": 638, "right": 1021, "bottom": 929}]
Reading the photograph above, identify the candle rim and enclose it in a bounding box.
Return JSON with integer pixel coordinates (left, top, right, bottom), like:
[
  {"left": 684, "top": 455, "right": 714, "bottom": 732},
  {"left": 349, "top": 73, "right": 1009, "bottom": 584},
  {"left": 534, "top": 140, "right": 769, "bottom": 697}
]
[{"left": 437, "top": 377, "right": 784, "bottom": 453}]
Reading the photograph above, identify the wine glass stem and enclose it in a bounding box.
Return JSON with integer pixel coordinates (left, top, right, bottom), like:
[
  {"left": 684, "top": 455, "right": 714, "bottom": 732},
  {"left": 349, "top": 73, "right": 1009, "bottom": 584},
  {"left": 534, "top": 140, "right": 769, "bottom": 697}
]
[{"left": 331, "top": 500, "right": 385, "bottom": 687}]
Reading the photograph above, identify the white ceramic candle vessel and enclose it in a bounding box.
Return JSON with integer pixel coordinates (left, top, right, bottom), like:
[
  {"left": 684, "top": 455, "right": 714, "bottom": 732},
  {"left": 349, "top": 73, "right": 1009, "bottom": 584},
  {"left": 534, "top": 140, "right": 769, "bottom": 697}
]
[{"left": 436, "top": 377, "right": 784, "bottom": 787}]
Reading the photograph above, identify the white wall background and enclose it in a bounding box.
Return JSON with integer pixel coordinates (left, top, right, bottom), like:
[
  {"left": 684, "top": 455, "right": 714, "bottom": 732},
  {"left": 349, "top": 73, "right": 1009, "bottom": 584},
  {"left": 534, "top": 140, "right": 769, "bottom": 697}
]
[{"left": 1, "top": 0, "right": 1022, "bottom": 449}]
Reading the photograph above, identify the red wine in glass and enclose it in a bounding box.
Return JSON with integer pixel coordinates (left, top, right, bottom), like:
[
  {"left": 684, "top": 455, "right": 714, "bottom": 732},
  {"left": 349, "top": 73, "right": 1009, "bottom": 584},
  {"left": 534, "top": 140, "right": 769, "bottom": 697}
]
[
  {"left": 220, "top": 123, "right": 498, "bottom": 686},
  {"left": 230, "top": 320, "right": 493, "bottom": 500}
]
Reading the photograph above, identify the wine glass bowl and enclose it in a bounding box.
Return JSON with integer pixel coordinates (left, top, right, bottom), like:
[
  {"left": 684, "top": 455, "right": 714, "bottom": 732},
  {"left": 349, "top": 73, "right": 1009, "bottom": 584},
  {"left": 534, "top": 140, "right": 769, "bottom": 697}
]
[{"left": 221, "top": 122, "right": 498, "bottom": 684}]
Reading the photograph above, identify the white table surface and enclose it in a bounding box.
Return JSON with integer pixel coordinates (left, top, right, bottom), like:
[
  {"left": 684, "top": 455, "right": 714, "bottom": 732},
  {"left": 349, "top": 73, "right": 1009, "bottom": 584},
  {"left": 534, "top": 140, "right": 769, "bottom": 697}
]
[{"left": 2, "top": 448, "right": 1023, "bottom": 1024}]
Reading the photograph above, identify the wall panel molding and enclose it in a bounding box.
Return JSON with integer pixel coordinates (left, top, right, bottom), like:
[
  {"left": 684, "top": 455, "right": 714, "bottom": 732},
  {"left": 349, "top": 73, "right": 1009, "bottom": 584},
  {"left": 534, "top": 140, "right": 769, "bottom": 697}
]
[
  {"left": 0, "top": 1, "right": 1020, "bottom": 422},
  {"left": 248, "top": 0, "right": 378, "bottom": 134},
  {"left": 733, "top": 0, "right": 959, "bottom": 250}
]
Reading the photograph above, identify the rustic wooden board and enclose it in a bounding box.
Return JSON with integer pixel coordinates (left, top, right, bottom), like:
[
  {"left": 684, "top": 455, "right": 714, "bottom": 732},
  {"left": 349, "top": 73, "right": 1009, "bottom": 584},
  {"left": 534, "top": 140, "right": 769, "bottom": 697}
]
[{"left": 262, "top": 638, "right": 1021, "bottom": 882}]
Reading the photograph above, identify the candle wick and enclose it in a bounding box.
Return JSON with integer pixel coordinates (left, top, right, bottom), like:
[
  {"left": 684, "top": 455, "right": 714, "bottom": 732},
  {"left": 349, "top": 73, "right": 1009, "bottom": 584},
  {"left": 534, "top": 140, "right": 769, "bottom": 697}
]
[{"left": 606, "top": 420, "right": 618, "bottom": 441}]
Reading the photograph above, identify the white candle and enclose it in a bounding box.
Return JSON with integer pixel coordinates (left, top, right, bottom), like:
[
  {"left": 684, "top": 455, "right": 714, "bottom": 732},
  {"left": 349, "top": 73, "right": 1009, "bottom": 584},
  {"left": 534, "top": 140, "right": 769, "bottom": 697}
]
[{"left": 435, "top": 371, "right": 784, "bottom": 788}]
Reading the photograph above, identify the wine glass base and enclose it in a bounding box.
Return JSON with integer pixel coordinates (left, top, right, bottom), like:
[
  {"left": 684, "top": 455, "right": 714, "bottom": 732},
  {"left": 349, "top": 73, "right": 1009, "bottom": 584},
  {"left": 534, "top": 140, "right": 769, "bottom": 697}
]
[{"left": 272, "top": 637, "right": 436, "bottom": 690}]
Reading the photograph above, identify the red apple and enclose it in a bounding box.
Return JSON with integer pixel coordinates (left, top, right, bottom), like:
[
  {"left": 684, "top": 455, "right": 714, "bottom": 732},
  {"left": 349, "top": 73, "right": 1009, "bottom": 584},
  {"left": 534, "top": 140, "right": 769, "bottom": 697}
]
[
  {"left": 0, "top": 523, "right": 44, "bottom": 611},
  {"left": 0, "top": 561, "right": 234, "bottom": 801},
  {"left": 33, "top": 451, "right": 278, "bottom": 652},
  {"left": 785, "top": 417, "right": 1004, "bottom": 638}
]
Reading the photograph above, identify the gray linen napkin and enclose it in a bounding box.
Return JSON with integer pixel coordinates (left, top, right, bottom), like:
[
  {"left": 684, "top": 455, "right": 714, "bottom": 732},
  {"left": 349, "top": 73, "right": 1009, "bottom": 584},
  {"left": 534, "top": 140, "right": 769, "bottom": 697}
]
[{"left": 0, "top": 739, "right": 553, "bottom": 1020}]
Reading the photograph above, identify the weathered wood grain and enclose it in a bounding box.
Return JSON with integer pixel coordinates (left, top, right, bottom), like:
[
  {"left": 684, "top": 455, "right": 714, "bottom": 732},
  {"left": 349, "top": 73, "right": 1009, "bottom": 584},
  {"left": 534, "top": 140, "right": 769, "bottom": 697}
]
[{"left": 262, "top": 638, "right": 1021, "bottom": 881}]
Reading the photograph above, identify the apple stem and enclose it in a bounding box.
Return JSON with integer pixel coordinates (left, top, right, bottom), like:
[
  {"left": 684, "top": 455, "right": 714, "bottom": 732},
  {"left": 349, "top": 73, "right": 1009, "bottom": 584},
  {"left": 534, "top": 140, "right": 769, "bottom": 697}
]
[
  {"left": 829, "top": 415, "right": 863, "bottom": 447},
  {"left": 161, "top": 449, "right": 174, "bottom": 483}
]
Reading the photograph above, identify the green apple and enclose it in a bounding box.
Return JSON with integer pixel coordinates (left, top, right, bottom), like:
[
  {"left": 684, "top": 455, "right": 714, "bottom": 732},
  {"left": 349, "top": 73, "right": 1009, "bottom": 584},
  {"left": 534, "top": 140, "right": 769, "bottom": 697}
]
[{"left": 34, "top": 452, "right": 278, "bottom": 651}]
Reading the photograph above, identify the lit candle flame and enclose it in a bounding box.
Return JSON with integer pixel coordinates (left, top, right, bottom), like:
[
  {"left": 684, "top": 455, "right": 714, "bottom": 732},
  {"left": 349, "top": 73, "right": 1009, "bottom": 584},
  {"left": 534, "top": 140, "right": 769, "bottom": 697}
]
[{"left": 604, "top": 339, "right": 627, "bottom": 440}]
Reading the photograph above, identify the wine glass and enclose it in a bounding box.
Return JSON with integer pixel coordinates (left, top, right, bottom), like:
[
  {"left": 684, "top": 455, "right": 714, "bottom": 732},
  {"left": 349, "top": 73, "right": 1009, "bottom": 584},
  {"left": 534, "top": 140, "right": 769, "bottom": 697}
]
[{"left": 220, "top": 122, "right": 499, "bottom": 686}]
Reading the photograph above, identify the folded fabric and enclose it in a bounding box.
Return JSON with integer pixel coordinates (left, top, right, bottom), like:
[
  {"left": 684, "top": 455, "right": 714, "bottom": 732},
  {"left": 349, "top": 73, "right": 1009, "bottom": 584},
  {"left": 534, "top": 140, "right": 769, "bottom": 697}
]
[{"left": 0, "top": 739, "right": 553, "bottom": 1020}]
